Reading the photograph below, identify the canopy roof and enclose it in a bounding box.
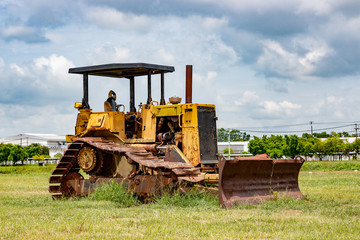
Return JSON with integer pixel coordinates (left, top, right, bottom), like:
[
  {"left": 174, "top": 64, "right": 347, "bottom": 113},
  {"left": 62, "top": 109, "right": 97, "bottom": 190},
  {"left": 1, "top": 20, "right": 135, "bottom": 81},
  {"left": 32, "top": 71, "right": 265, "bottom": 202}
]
[{"left": 69, "top": 63, "right": 175, "bottom": 78}]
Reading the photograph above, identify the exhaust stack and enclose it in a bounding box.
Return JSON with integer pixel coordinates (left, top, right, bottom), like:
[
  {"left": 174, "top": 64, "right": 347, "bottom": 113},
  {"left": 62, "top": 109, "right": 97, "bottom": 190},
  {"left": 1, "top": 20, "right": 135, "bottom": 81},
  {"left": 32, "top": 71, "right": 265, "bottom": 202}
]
[{"left": 186, "top": 65, "right": 192, "bottom": 104}]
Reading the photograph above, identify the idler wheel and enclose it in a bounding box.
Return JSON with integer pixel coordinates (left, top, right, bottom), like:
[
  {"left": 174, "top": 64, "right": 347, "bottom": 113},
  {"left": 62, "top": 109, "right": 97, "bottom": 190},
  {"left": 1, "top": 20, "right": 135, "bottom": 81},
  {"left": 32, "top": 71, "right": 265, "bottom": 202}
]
[
  {"left": 78, "top": 147, "right": 97, "bottom": 172},
  {"left": 61, "top": 172, "right": 84, "bottom": 197}
]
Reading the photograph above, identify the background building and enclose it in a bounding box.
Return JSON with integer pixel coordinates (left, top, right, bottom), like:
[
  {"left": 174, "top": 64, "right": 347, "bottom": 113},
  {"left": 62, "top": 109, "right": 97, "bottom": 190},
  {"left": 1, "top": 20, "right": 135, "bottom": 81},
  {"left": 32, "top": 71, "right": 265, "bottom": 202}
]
[
  {"left": 0, "top": 133, "right": 67, "bottom": 157},
  {"left": 218, "top": 141, "right": 249, "bottom": 154}
]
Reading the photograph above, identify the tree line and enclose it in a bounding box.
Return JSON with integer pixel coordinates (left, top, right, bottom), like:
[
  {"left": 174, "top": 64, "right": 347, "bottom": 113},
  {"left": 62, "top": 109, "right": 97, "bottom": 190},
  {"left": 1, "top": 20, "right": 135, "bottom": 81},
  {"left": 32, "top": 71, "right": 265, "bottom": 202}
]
[
  {"left": 249, "top": 134, "right": 360, "bottom": 160},
  {"left": 217, "top": 128, "right": 251, "bottom": 142},
  {"left": 0, "top": 143, "right": 50, "bottom": 165}
]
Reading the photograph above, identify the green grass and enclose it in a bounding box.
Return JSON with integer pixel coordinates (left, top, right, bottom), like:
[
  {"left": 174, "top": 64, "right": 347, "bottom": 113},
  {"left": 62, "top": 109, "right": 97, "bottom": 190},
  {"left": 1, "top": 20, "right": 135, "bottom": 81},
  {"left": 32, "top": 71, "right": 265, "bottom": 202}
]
[
  {"left": 301, "top": 160, "right": 360, "bottom": 171},
  {"left": 0, "top": 164, "right": 56, "bottom": 174},
  {"left": 0, "top": 164, "right": 359, "bottom": 239},
  {"left": 88, "top": 182, "right": 139, "bottom": 207}
]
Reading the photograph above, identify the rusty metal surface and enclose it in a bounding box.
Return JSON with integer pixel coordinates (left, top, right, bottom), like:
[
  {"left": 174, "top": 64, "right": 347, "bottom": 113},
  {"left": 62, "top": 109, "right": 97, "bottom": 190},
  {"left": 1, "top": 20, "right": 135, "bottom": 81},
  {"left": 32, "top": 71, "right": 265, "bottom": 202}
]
[
  {"left": 218, "top": 154, "right": 305, "bottom": 209},
  {"left": 49, "top": 137, "right": 203, "bottom": 200},
  {"left": 68, "top": 175, "right": 174, "bottom": 197},
  {"left": 186, "top": 65, "right": 192, "bottom": 104}
]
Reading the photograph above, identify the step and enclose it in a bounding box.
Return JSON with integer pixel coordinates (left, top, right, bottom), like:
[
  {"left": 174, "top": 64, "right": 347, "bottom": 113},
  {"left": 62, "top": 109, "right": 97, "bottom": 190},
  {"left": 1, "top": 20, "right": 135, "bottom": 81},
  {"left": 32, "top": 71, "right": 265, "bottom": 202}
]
[
  {"left": 65, "top": 149, "right": 80, "bottom": 155},
  {"left": 51, "top": 168, "right": 68, "bottom": 175},
  {"left": 59, "top": 155, "right": 76, "bottom": 164},
  {"left": 57, "top": 162, "right": 73, "bottom": 170},
  {"left": 68, "top": 143, "right": 84, "bottom": 149},
  {"left": 49, "top": 185, "right": 61, "bottom": 193},
  {"left": 49, "top": 176, "right": 63, "bottom": 184}
]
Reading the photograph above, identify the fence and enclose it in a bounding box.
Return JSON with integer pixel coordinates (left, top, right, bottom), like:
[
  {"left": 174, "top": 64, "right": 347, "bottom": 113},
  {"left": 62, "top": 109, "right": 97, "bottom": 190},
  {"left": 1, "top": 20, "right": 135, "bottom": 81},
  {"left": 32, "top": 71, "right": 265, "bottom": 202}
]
[{"left": 0, "top": 158, "right": 60, "bottom": 166}]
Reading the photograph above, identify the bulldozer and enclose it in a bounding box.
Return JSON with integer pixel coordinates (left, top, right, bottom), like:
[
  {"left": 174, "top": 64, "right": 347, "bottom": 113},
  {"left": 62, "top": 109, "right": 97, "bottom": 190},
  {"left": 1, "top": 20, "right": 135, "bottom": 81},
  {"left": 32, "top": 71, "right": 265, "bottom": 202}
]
[{"left": 49, "top": 63, "right": 304, "bottom": 208}]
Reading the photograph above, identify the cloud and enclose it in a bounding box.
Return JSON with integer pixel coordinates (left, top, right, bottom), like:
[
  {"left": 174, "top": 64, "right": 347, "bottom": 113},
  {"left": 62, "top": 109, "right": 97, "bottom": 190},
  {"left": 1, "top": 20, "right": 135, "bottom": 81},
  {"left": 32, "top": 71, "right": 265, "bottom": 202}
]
[
  {"left": 235, "top": 90, "right": 259, "bottom": 106},
  {"left": 1, "top": 25, "right": 49, "bottom": 43},
  {"left": 1, "top": 0, "right": 360, "bottom": 137},
  {"left": 256, "top": 39, "right": 332, "bottom": 80},
  {"left": 85, "top": 43, "right": 131, "bottom": 65},
  {"left": 0, "top": 55, "right": 76, "bottom": 105},
  {"left": 0, "top": 103, "right": 76, "bottom": 136},
  {"left": 234, "top": 91, "right": 302, "bottom": 120},
  {"left": 85, "top": 6, "right": 152, "bottom": 30}
]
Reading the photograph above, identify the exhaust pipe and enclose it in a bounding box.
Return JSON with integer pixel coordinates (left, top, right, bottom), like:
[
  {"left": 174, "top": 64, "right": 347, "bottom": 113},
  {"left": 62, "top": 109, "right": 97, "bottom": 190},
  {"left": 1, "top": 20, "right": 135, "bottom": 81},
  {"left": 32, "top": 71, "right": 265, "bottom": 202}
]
[{"left": 186, "top": 65, "right": 192, "bottom": 104}]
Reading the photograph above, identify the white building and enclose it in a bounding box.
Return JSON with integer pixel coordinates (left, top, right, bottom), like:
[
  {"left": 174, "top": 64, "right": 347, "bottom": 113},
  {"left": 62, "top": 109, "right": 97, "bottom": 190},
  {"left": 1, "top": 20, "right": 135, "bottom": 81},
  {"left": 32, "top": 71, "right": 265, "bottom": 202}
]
[
  {"left": 218, "top": 141, "right": 249, "bottom": 154},
  {"left": 0, "top": 133, "right": 67, "bottom": 157}
]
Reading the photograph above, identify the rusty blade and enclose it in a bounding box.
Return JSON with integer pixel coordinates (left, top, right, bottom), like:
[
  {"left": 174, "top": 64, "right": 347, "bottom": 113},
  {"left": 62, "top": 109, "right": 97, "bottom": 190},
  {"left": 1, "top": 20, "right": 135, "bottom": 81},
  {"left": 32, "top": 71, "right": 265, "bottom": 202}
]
[
  {"left": 218, "top": 155, "right": 305, "bottom": 209},
  {"left": 271, "top": 158, "right": 305, "bottom": 195}
]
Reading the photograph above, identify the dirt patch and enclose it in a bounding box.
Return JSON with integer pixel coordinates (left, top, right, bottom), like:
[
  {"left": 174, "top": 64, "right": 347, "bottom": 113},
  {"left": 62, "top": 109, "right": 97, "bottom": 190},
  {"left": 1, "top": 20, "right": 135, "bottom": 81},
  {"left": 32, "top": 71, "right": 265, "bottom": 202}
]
[{"left": 282, "top": 209, "right": 301, "bottom": 215}]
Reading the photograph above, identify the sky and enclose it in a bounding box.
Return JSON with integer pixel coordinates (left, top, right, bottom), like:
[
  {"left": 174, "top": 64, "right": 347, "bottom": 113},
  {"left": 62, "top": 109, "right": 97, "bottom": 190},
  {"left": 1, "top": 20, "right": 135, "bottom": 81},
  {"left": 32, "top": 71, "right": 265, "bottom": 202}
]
[{"left": 1, "top": 0, "right": 360, "bottom": 138}]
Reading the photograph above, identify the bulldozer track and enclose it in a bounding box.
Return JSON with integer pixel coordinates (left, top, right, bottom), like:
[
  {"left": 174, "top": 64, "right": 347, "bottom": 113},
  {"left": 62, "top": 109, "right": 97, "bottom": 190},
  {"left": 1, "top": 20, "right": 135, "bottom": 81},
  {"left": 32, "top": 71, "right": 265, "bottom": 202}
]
[{"left": 49, "top": 137, "right": 202, "bottom": 199}]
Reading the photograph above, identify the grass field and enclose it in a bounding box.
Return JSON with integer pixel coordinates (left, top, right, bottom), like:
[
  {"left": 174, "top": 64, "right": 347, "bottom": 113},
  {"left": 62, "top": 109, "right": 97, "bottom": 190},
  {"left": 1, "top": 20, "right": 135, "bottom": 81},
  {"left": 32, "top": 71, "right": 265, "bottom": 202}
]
[{"left": 0, "top": 161, "right": 359, "bottom": 239}]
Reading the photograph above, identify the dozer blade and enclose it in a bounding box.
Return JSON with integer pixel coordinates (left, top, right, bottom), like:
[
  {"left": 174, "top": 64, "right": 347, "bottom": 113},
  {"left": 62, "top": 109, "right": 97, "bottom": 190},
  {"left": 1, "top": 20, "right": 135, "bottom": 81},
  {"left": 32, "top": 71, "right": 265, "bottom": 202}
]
[{"left": 218, "top": 154, "right": 305, "bottom": 209}]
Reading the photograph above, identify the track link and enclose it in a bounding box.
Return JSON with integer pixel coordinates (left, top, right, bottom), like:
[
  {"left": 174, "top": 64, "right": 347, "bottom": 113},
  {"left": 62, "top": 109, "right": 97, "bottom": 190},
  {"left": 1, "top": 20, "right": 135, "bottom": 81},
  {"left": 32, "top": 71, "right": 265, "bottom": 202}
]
[
  {"left": 49, "top": 142, "right": 83, "bottom": 199},
  {"left": 49, "top": 137, "right": 203, "bottom": 199}
]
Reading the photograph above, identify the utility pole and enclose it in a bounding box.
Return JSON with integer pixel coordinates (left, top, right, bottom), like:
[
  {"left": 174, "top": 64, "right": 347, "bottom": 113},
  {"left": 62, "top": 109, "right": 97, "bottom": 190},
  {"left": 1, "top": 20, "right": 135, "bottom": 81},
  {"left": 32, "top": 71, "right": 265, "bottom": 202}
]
[
  {"left": 228, "top": 130, "right": 231, "bottom": 160},
  {"left": 310, "top": 121, "right": 313, "bottom": 137},
  {"left": 355, "top": 123, "right": 359, "bottom": 139}
]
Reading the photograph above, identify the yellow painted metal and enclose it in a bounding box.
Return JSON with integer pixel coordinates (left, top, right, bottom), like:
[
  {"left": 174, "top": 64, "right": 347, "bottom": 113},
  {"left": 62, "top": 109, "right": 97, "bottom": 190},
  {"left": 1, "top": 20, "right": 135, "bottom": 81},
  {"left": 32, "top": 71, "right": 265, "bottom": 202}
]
[
  {"left": 86, "top": 111, "right": 126, "bottom": 139},
  {"left": 153, "top": 104, "right": 182, "bottom": 117},
  {"left": 181, "top": 103, "right": 200, "bottom": 166},
  {"left": 71, "top": 100, "right": 216, "bottom": 169},
  {"left": 74, "top": 102, "right": 83, "bottom": 109},
  {"left": 139, "top": 104, "right": 156, "bottom": 142},
  {"left": 201, "top": 172, "right": 219, "bottom": 184},
  {"left": 75, "top": 109, "right": 92, "bottom": 135}
]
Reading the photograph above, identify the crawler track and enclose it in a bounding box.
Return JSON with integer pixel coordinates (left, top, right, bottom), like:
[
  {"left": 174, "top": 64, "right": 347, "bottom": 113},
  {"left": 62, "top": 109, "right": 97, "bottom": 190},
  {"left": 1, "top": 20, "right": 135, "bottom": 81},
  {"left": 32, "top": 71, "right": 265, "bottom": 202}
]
[{"left": 49, "top": 137, "right": 202, "bottom": 199}]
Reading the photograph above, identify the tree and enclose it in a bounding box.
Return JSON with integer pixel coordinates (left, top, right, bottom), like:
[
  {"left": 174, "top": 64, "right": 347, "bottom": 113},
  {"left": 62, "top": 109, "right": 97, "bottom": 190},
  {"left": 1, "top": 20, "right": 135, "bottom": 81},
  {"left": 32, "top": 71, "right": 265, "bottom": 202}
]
[
  {"left": 0, "top": 144, "right": 13, "bottom": 164},
  {"left": 217, "top": 128, "right": 251, "bottom": 142},
  {"left": 25, "top": 143, "right": 49, "bottom": 157},
  {"left": 8, "top": 145, "right": 28, "bottom": 165},
  {"left": 248, "top": 136, "right": 266, "bottom": 155},
  {"left": 223, "top": 148, "right": 234, "bottom": 155},
  {"left": 339, "top": 132, "right": 351, "bottom": 137},
  {"left": 266, "top": 135, "right": 285, "bottom": 158},
  {"left": 283, "top": 135, "right": 301, "bottom": 158},
  {"left": 352, "top": 138, "right": 360, "bottom": 160},
  {"left": 343, "top": 140, "right": 353, "bottom": 160},
  {"left": 313, "top": 132, "right": 330, "bottom": 138},
  {"left": 217, "top": 128, "right": 228, "bottom": 142},
  {"left": 302, "top": 133, "right": 313, "bottom": 139},
  {"left": 323, "top": 137, "right": 345, "bottom": 160},
  {"left": 312, "top": 141, "right": 325, "bottom": 161},
  {"left": 54, "top": 153, "right": 63, "bottom": 158}
]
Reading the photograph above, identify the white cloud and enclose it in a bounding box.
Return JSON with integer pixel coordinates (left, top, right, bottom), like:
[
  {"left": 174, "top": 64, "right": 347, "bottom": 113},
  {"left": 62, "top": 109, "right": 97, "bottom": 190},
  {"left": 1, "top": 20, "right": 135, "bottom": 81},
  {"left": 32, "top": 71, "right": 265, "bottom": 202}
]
[
  {"left": 85, "top": 6, "right": 151, "bottom": 30},
  {"left": 234, "top": 91, "right": 302, "bottom": 119},
  {"left": 296, "top": 0, "right": 333, "bottom": 15},
  {"left": 1, "top": 25, "right": 35, "bottom": 38},
  {"left": 261, "top": 100, "right": 301, "bottom": 116},
  {"left": 326, "top": 96, "right": 344, "bottom": 104},
  {"left": 0, "top": 55, "right": 76, "bottom": 103},
  {"left": 235, "top": 90, "right": 259, "bottom": 106},
  {"left": 256, "top": 39, "right": 332, "bottom": 81},
  {"left": 85, "top": 43, "right": 131, "bottom": 65}
]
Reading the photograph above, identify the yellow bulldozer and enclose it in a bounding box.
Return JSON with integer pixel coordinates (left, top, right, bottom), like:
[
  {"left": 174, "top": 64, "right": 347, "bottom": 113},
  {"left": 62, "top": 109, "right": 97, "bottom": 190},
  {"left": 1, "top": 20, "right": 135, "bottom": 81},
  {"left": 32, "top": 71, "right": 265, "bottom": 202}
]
[{"left": 49, "top": 63, "right": 304, "bottom": 208}]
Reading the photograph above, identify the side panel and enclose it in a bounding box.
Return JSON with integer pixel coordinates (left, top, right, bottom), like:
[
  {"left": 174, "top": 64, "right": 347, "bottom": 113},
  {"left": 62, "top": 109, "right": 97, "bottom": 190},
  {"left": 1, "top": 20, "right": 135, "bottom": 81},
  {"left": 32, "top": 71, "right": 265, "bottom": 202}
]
[
  {"left": 140, "top": 105, "right": 156, "bottom": 142},
  {"left": 197, "top": 106, "right": 218, "bottom": 164},
  {"left": 182, "top": 104, "right": 200, "bottom": 166},
  {"left": 86, "top": 112, "right": 126, "bottom": 139}
]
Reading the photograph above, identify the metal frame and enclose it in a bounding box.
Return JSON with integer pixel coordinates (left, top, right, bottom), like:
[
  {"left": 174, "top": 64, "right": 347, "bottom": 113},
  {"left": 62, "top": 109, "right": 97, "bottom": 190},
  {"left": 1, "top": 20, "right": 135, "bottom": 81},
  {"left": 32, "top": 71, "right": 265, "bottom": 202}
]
[{"left": 69, "top": 63, "right": 175, "bottom": 109}]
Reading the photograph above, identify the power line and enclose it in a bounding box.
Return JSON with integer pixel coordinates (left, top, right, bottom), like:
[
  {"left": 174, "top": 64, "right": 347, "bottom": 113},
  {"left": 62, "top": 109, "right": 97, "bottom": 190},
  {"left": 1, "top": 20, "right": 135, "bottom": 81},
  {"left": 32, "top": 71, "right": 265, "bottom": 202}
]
[
  {"left": 233, "top": 124, "right": 355, "bottom": 134},
  {"left": 237, "top": 120, "right": 360, "bottom": 130}
]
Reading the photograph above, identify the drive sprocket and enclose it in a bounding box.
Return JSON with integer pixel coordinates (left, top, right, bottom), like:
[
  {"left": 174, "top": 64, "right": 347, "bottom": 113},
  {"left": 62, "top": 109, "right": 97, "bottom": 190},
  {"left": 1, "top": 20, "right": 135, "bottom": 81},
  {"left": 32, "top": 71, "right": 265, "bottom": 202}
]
[{"left": 78, "top": 147, "right": 97, "bottom": 172}]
